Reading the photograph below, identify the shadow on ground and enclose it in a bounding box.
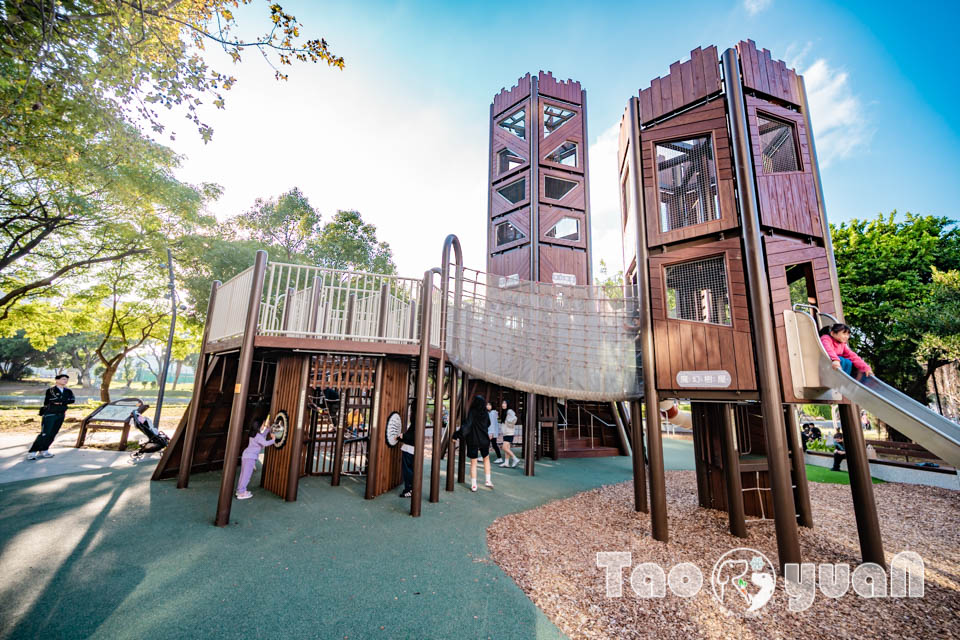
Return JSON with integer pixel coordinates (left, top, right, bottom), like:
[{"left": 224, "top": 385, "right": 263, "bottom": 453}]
[{"left": 0, "top": 439, "right": 694, "bottom": 639}]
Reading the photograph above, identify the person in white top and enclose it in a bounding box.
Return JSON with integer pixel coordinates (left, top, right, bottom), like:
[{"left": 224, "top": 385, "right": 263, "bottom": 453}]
[
  {"left": 487, "top": 402, "right": 503, "bottom": 464},
  {"left": 498, "top": 400, "right": 520, "bottom": 468}
]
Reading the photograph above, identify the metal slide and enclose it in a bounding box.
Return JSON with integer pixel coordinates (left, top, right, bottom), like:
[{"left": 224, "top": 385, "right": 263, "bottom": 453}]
[{"left": 792, "top": 309, "right": 960, "bottom": 469}]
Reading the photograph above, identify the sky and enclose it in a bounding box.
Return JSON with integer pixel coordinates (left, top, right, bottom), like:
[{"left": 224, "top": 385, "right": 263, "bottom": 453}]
[{"left": 161, "top": 0, "right": 960, "bottom": 279}]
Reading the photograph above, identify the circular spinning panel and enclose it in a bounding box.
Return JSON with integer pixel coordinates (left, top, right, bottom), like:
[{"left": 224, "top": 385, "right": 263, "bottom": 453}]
[
  {"left": 385, "top": 411, "right": 403, "bottom": 447},
  {"left": 271, "top": 411, "right": 290, "bottom": 449}
]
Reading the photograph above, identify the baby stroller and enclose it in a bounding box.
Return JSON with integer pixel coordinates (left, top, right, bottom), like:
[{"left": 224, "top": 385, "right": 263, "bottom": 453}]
[{"left": 129, "top": 403, "right": 170, "bottom": 462}]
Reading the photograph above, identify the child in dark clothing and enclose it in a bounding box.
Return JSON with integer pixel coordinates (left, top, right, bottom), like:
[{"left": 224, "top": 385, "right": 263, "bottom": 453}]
[{"left": 831, "top": 429, "right": 846, "bottom": 471}]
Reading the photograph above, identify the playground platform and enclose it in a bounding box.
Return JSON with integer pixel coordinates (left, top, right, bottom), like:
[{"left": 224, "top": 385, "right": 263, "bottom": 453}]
[{"left": 0, "top": 440, "right": 695, "bottom": 639}]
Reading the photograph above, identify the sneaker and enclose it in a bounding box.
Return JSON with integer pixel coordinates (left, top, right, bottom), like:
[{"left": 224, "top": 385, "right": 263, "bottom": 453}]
[
  {"left": 39, "top": 451, "right": 54, "bottom": 459},
  {"left": 510, "top": 458, "right": 520, "bottom": 468},
  {"left": 498, "top": 461, "right": 508, "bottom": 468},
  {"left": 494, "top": 458, "right": 503, "bottom": 464},
  {"left": 471, "top": 483, "right": 478, "bottom": 492},
  {"left": 484, "top": 481, "right": 494, "bottom": 489},
  {"left": 26, "top": 452, "right": 37, "bottom": 461},
  {"left": 236, "top": 492, "right": 253, "bottom": 500},
  {"left": 399, "top": 489, "right": 412, "bottom": 498}
]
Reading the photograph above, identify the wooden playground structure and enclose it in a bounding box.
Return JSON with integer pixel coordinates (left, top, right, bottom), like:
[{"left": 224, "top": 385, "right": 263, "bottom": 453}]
[{"left": 152, "top": 39, "right": 960, "bottom": 572}]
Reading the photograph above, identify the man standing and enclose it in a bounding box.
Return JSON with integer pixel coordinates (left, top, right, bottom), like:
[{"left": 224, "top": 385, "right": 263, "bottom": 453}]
[{"left": 27, "top": 374, "right": 75, "bottom": 460}]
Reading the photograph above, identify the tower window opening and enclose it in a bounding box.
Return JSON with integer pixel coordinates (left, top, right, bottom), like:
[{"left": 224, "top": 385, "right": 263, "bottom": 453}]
[
  {"left": 543, "top": 104, "right": 576, "bottom": 137},
  {"left": 758, "top": 114, "right": 801, "bottom": 173},
  {"left": 498, "top": 109, "right": 526, "bottom": 140},
  {"left": 546, "top": 141, "right": 577, "bottom": 167},
  {"left": 544, "top": 175, "right": 577, "bottom": 200},
  {"left": 497, "top": 178, "right": 526, "bottom": 204},
  {"left": 495, "top": 220, "right": 525, "bottom": 246},
  {"left": 656, "top": 136, "right": 720, "bottom": 233},
  {"left": 545, "top": 217, "right": 580, "bottom": 242},
  {"left": 664, "top": 256, "right": 731, "bottom": 326},
  {"left": 498, "top": 148, "right": 525, "bottom": 174}
]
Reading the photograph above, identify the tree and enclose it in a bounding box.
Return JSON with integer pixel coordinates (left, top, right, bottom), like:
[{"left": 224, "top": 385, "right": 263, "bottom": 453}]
[
  {"left": 832, "top": 212, "right": 960, "bottom": 404},
  {"left": 43, "top": 333, "right": 102, "bottom": 387},
  {"left": 176, "top": 232, "right": 264, "bottom": 322},
  {"left": 312, "top": 210, "right": 396, "bottom": 274},
  {"left": 2, "top": 1, "right": 343, "bottom": 144},
  {"left": 594, "top": 259, "right": 625, "bottom": 300},
  {"left": 0, "top": 330, "right": 44, "bottom": 381},
  {"left": 74, "top": 259, "right": 170, "bottom": 401},
  {"left": 234, "top": 187, "right": 321, "bottom": 261}
]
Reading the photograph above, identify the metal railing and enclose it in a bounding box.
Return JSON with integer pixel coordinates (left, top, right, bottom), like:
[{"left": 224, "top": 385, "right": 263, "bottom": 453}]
[{"left": 258, "top": 262, "right": 433, "bottom": 344}]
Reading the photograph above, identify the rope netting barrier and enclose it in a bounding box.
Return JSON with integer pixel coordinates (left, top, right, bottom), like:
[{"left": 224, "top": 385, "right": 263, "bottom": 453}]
[{"left": 445, "top": 267, "right": 642, "bottom": 401}]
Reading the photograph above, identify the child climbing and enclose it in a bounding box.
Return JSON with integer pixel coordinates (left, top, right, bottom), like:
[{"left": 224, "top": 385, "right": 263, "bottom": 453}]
[
  {"left": 819, "top": 323, "right": 872, "bottom": 378},
  {"left": 236, "top": 418, "right": 278, "bottom": 500},
  {"left": 487, "top": 401, "right": 503, "bottom": 463},
  {"left": 498, "top": 400, "right": 520, "bottom": 468}
]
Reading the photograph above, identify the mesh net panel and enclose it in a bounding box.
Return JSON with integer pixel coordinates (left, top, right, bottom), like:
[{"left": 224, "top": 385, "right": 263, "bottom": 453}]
[
  {"left": 656, "top": 137, "right": 719, "bottom": 232},
  {"left": 758, "top": 115, "right": 800, "bottom": 173},
  {"left": 664, "top": 256, "right": 731, "bottom": 326},
  {"left": 445, "top": 268, "right": 641, "bottom": 401}
]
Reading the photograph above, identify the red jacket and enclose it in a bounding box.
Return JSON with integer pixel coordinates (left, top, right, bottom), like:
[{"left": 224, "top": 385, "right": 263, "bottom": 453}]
[{"left": 820, "top": 335, "right": 870, "bottom": 373}]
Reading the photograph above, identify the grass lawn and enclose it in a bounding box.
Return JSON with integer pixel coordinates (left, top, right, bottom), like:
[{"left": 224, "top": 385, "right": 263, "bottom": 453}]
[{"left": 805, "top": 463, "right": 884, "bottom": 484}]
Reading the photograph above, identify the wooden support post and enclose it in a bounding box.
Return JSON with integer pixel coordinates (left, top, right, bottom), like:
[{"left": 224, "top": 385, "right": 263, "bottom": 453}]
[
  {"left": 285, "top": 356, "right": 310, "bottom": 501},
  {"left": 629, "top": 399, "right": 648, "bottom": 513},
  {"left": 524, "top": 392, "right": 535, "bottom": 476},
  {"left": 411, "top": 270, "right": 433, "bottom": 517},
  {"left": 281, "top": 286, "right": 295, "bottom": 334},
  {"left": 215, "top": 250, "right": 267, "bottom": 527},
  {"left": 720, "top": 404, "right": 748, "bottom": 538},
  {"left": 722, "top": 47, "right": 801, "bottom": 569},
  {"left": 429, "top": 359, "right": 444, "bottom": 502},
  {"left": 345, "top": 293, "right": 356, "bottom": 337},
  {"left": 784, "top": 406, "right": 814, "bottom": 528},
  {"left": 839, "top": 403, "right": 885, "bottom": 565},
  {"left": 308, "top": 276, "right": 323, "bottom": 334},
  {"left": 445, "top": 369, "right": 459, "bottom": 492},
  {"left": 377, "top": 282, "right": 389, "bottom": 339},
  {"left": 626, "top": 97, "right": 668, "bottom": 542},
  {"left": 331, "top": 389, "right": 348, "bottom": 487},
  {"left": 364, "top": 359, "right": 385, "bottom": 500},
  {"left": 458, "top": 372, "right": 468, "bottom": 483}
]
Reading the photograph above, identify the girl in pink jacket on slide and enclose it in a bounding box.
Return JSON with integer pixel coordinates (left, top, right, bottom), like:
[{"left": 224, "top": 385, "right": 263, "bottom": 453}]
[{"left": 819, "top": 323, "right": 873, "bottom": 378}]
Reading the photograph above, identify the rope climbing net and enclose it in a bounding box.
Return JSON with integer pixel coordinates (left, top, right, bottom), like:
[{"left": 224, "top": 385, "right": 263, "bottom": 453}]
[{"left": 445, "top": 267, "right": 642, "bottom": 402}]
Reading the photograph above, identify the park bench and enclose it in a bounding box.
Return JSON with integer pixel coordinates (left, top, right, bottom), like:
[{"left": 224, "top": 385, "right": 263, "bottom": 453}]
[{"left": 75, "top": 397, "right": 143, "bottom": 451}]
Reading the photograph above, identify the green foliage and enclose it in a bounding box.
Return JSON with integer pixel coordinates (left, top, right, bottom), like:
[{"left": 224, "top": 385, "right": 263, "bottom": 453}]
[
  {"left": 42, "top": 333, "right": 102, "bottom": 387},
  {"left": 235, "top": 187, "right": 321, "bottom": 262},
  {"left": 805, "top": 464, "right": 884, "bottom": 485},
  {"left": 911, "top": 267, "right": 960, "bottom": 364},
  {"left": 800, "top": 404, "right": 832, "bottom": 420},
  {"left": 0, "top": 330, "right": 44, "bottom": 380},
  {"left": 806, "top": 438, "right": 833, "bottom": 453},
  {"left": 594, "top": 259, "right": 625, "bottom": 299},
  {"left": 311, "top": 210, "right": 396, "bottom": 274},
  {"left": 832, "top": 212, "right": 960, "bottom": 403}
]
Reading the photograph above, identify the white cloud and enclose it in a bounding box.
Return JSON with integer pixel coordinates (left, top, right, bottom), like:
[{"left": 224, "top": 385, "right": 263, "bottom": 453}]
[
  {"left": 798, "top": 57, "right": 872, "bottom": 167},
  {"left": 743, "top": 0, "right": 772, "bottom": 15},
  {"left": 587, "top": 122, "right": 626, "bottom": 280}
]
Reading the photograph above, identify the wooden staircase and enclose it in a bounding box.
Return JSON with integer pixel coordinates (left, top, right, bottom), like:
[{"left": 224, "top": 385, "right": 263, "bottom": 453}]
[{"left": 551, "top": 401, "right": 624, "bottom": 459}]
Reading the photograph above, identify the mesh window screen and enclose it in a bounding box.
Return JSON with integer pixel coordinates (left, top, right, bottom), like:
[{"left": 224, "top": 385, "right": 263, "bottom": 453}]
[
  {"left": 758, "top": 115, "right": 800, "bottom": 173},
  {"left": 664, "top": 256, "right": 731, "bottom": 326},
  {"left": 656, "top": 137, "right": 720, "bottom": 233}
]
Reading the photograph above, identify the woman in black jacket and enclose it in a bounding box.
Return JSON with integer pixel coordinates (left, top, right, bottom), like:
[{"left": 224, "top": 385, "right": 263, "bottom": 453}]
[{"left": 459, "top": 394, "right": 493, "bottom": 492}]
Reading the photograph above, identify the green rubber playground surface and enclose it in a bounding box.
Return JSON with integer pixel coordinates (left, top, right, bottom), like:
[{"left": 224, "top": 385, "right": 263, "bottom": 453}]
[{"left": 0, "top": 439, "right": 695, "bottom": 640}]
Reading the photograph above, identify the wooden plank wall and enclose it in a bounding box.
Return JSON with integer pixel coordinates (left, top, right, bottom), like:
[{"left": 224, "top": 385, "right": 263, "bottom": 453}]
[
  {"left": 765, "top": 236, "right": 835, "bottom": 403},
  {"left": 638, "top": 45, "right": 721, "bottom": 124},
  {"left": 649, "top": 238, "right": 757, "bottom": 393},
  {"left": 736, "top": 39, "right": 801, "bottom": 106},
  {"left": 493, "top": 73, "right": 532, "bottom": 117},
  {"left": 367, "top": 358, "right": 409, "bottom": 498},
  {"left": 640, "top": 100, "right": 738, "bottom": 247},
  {"left": 746, "top": 96, "right": 821, "bottom": 237},
  {"left": 538, "top": 205, "right": 586, "bottom": 250},
  {"left": 262, "top": 355, "right": 307, "bottom": 499},
  {"left": 488, "top": 245, "right": 531, "bottom": 281},
  {"left": 539, "top": 244, "right": 588, "bottom": 286},
  {"left": 537, "top": 71, "right": 581, "bottom": 104}
]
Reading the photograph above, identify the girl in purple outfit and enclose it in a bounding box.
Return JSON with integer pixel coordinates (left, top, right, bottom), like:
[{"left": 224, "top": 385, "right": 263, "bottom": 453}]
[{"left": 236, "top": 420, "right": 277, "bottom": 500}]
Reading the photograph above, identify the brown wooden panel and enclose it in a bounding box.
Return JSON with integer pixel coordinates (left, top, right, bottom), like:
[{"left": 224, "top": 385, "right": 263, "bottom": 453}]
[
  {"left": 638, "top": 45, "right": 720, "bottom": 124},
  {"left": 654, "top": 320, "right": 672, "bottom": 389},
  {"left": 539, "top": 167, "right": 585, "bottom": 209},
  {"left": 488, "top": 245, "right": 531, "bottom": 280},
  {"left": 491, "top": 168, "right": 531, "bottom": 218},
  {"left": 493, "top": 73, "right": 532, "bottom": 117},
  {"left": 538, "top": 71, "right": 582, "bottom": 105},
  {"left": 366, "top": 358, "right": 408, "bottom": 498},
  {"left": 539, "top": 205, "right": 587, "bottom": 250},
  {"left": 539, "top": 244, "right": 588, "bottom": 286},
  {"left": 263, "top": 355, "right": 307, "bottom": 499}
]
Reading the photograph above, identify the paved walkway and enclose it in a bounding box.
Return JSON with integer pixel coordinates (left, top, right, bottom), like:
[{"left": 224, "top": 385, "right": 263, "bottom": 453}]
[
  {"left": 0, "top": 439, "right": 695, "bottom": 640},
  {"left": 0, "top": 434, "right": 150, "bottom": 485}
]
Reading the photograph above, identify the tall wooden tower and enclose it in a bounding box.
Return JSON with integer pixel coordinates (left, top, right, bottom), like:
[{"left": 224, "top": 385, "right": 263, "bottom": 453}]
[
  {"left": 487, "top": 72, "right": 592, "bottom": 286},
  {"left": 618, "top": 41, "right": 883, "bottom": 569}
]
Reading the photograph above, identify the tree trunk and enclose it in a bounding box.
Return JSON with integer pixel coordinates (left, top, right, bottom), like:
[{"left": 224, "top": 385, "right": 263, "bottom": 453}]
[
  {"left": 100, "top": 365, "right": 118, "bottom": 403},
  {"left": 173, "top": 360, "right": 183, "bottom": 390}
]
